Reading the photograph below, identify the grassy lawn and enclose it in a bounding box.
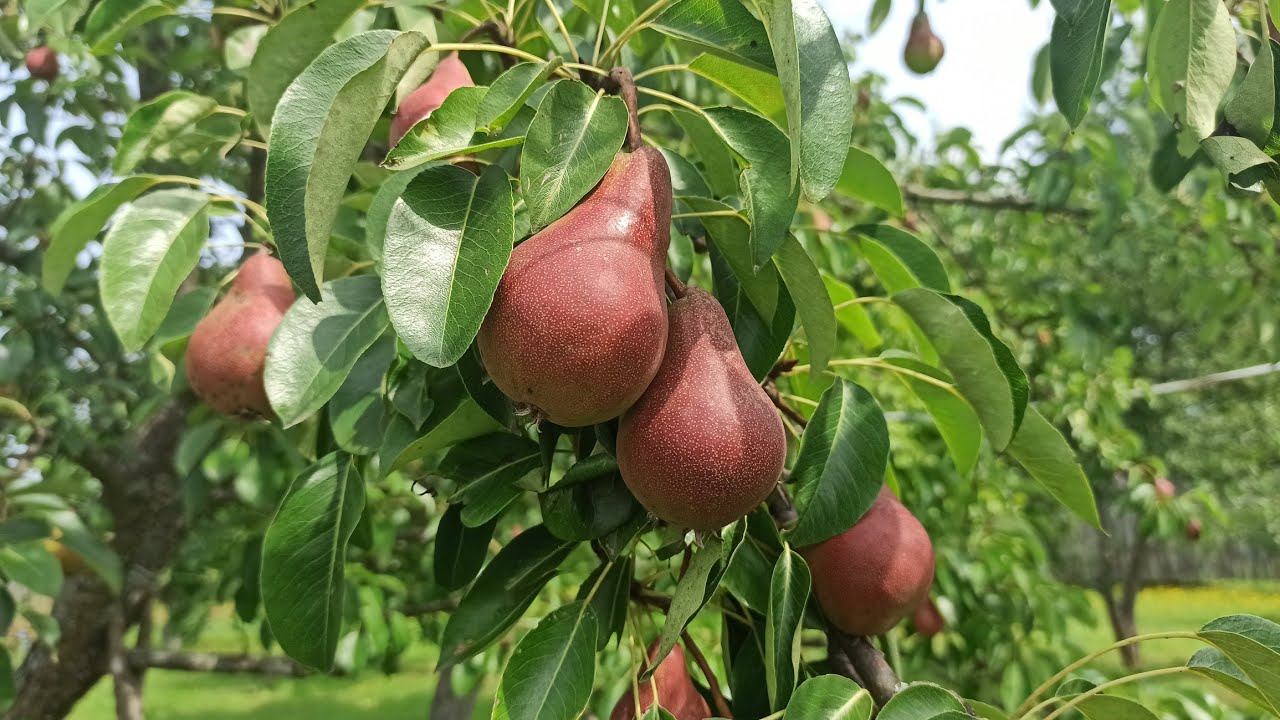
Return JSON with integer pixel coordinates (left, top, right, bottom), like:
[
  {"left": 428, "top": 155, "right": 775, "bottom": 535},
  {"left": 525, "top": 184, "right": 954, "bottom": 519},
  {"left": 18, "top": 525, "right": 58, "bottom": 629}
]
[{"left": 66, "top": 582, "right": 1280, "bottom": 718}]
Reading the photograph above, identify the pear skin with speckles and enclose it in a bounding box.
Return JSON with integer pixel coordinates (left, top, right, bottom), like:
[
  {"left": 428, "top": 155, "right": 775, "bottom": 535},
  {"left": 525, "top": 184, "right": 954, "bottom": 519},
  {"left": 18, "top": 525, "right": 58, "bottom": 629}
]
[
  {"left": 477, "top": 146, "right": 672, "bottom": 427},
  {"left": 609, "top": 642, "right": 711, "bottom": 720},
  {"left": 186, "top": 254, "right": 295, "bottom": 419},
  {"left": 616, "top": 288, "right": 785, "bottom": 531},
  {"left": 801, "top": 485, "right": 935, "bottom": 636}
]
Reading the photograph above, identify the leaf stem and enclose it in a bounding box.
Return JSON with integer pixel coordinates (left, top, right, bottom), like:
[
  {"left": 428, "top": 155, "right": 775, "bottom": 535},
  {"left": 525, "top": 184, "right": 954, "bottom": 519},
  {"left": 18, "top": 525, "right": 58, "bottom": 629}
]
[
  {"left": 1037, "top": 666, "right": 1190, "bottom": 720},
  {"left": 633, "top": 63, "right": 688, "bottom": 81},
  {"left": 1012, "top": 630, "right": 1199, "bottom": 718},
  {"left": 681, "top": 630, "right": 733, "bottom": 718},
  {"left": 635, "top": 86, "right": 703, "bottom": 115},
  {"left": 215, "top": 105, "right": 247, "bottom": 117},
  {"left": 671, "top": 209, "right": 744, "bottom": 220},
  {"left": 565, "top": 62, "right": 610, "bottom": 78},
  {"left": 238, "top": 137, "right": 268, "bottom": 151},
  {"left": 542, "top": 0, "right": 577, "bottom": 59},
  {"left": 590, "top": 0, "right": 612, "bottom": 67},
  {"left": 832, "top": 297, "right": 890, "bottom": 311},
  {"left": 599, "top": 0, "right": 673, "bottom": 66},
  {"left": 787, "top": 358, "right": 961, "bottom": 398},
  {"left": 427, "top": 42, "right": 548, "bottom": 65},
  {"left": 209, "top": 7, "right": 275, "bottom": 23},
  {"left": 759, "top": 712, "right": 784, "bottom": 720}
]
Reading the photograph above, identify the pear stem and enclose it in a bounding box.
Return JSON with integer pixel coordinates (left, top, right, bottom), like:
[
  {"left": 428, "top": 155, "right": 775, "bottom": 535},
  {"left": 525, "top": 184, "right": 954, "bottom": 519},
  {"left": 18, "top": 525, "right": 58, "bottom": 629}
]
[
  {"left": 663, "top": 268, "right": 688, "bottom": 299},
  {"left": 681, "top": 630, "right": 734, "bottom": 718},
  {"left": 609, "top": 67, "right": 644, "bottom": 151}
]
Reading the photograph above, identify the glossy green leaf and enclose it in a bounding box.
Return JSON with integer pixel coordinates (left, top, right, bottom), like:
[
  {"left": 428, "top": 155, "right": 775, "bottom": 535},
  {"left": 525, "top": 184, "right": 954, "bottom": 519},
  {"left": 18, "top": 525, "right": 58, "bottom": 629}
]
[
  {"left": 434, "top": 503, "right": 499, "bottom": 590},
  {"left": 687, "top": 54, "right": 785, "bottom": 122},
  {"left": 266, "top": 29, "right": 429, "bottom": 299},
  {"left": 437, "top": 525, "right": 575, "bottom": 668},
  {"left": 776, "top": 234, "right": 836, "bottom": 376},
  {"left": 836, "top": 148, "right": 904, "bottom": 217},
  {"left": 520, "top": 80, "right": 628, "bottom": 231},
  {"left": 383, "top": 164, "right": 515, "bottom": 367},
  {"left": 99, "top": 189, "right": 210, "bottom": 352},
  {"left": 1007, "top": 406, "right": 1102, "bottom": 528},
  {"left": 648, "top": 522, "right": 745, "bottom": 675},
  {"left": 83, "top": 0, "right": 176, "bottom": 53},
  {"left": 1147, "top": 0, "right": 1236, "bottom": 155},
  {"left": 893, "top": 289, "right": 1028, "bottom": 450},
  {"left": 785, "top": 675, "right": 872, "bottom": 720},
  {"left": 365, "top": 167, "right": 426, "bottom": 265},
  {"left": 878, "top": 682, "right": 967, "bottom": 720},
  {"left": 1048, "top": 0, "right": 1111, "bottom": 127},
  {"left": 0, "top": 542, "right": 62, "bottom": 597},
  {"left": 261, "top": 453, "right": 364, "bottom": 670},
  {"left": 540, "top": 455, "right": 642, "bottom": 542},
  {"left": 854, "top": 224, "right": 950, "bottom": 293},
  {"left": 501, "top": 601, "right": 598, "bottom": 720},
  {"left": 114, "top": 91, "right": 219, "bottom": 174},
  {"left": 709, "top": 241, "right": 795, "bottom": 381},
  {"left": 765, "top": 547, "right": 810, "bottom": 711},
  {"left": 703, "top": 107, "right": 800, "bottom": 269},
  {"left": 444, "top": 433, "right": 541, "bottom": 527},
  {"left": 42, "top": 176, "right": 161, "bottom": 295},
  {"left": 651, "top": 0, "right": 776, "bottom": 71},
  {"left": 576, "top": 557, "right": 632, "bottom": 650},
  {"left": 383, "top": 87, "right": 526, "bottom": 170},
  {"left": 823, "top": 274, "right": 882, "bottom": 351},
  {"left": 265, "top": 275, "right": 390, "bottom": 427},
  {"left": 328, "top": 335, "right": 395, "bottom": 455},
  {"left": 477, "top": 59, "right": 563, "bottom": 134},
  {"left": 1188, "top": 647, "right": 1272, "bottom": 711},
  {"left": 788, "top": 379, "right": 889, "bottom": 546},
  {"left": 247, "top": 0, "right": 364, "bottom": 135},
  {"left": 881, "top": 355, "right": 980, "bottom": 476}
]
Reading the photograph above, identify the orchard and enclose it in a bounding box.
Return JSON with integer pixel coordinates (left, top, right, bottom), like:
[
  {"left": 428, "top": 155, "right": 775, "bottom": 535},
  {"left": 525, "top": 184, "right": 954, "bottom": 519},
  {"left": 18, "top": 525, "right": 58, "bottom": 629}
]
[{"left": 1, "top": 1, "right": 1278, "bottom": 719}]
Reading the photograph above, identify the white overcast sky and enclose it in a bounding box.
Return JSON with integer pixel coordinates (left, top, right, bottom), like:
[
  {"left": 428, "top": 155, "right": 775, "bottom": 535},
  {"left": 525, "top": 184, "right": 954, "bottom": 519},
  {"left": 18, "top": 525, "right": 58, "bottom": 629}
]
[{"left": 822, "top": 0, "right": 1056, "bottom": 159}]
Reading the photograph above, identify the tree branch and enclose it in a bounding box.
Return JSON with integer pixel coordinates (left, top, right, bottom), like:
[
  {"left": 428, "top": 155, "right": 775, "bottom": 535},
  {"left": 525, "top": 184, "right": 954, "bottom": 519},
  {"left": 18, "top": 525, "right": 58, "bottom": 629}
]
[
  {"left": 837, "top": 632, "right": 903, "bottom": 708},
  {"left": 681, "top": 631, "right": 733, "bottom": 718},
  {"left": 903, "top": 185, "right": 1091, "bottom": 217},
  {"left": 128, "top": 650, "right": 308, "bottom": 677}
]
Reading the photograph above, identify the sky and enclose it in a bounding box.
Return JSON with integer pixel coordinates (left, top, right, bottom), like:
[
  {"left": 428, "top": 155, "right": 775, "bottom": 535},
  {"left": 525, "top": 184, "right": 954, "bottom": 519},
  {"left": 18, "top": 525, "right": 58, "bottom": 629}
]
[{"left": 822, "top": 0, "right": 1056, "bottom": 159}]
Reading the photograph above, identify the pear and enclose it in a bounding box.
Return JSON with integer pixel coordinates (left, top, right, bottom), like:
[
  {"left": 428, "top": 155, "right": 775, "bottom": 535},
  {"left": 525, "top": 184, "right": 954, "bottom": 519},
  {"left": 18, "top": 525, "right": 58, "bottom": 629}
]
[
  {"left": 610, "top": 642, "right": 711, "bottom": 720},
  {"left": 25, "top": 46, "right": 58, "bottom": 81},
  {"left": 903, "top": 12, "right": 944, "bottom": 75},
  {"left": 390, "top": 52, "right": 473, "bottom": 144},
  {"left": 1153, "top": 476, "right": 1176, "bottom": 502},
  {"left": 801, "top": 485, "right": 935, "bottom": 636},
  {"left": 186, "top": 254, "right": 295, "bottom": 419},
  {"left": 912, "top": 597, "right": 944, "bottom": 638},
  {"left": 1186, "top": 518, "right": 1202, "bottom": 541},
  {"left": 616, "top": 288, "right": 785, "bottom": 530},
  {"left": 478, "top": 146, "right": 672, "bottom": 427}
]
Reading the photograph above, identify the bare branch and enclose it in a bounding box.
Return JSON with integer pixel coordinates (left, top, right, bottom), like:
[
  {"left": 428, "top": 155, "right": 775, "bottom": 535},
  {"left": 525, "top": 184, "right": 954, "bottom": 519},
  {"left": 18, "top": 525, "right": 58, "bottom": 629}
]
[{"left": 903, "top": 185, "right": 1091, "bottom": 217}]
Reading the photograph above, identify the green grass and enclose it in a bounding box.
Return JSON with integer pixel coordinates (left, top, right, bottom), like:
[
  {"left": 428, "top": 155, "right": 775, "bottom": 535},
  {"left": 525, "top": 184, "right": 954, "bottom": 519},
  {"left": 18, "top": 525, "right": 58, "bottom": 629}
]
[{"left": 66, "top": 582, "right": 1280, "bottom": 718}]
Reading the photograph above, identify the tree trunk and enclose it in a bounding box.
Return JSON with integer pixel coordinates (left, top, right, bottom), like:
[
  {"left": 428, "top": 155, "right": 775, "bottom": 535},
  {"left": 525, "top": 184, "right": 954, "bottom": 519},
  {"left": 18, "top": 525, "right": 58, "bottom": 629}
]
[
  {"left": 5, "top": 397, "right": 193, "bottom": 720},
  {"left": 428, "top": 666, "right": 479, "bottom": 720},
  {"left": 1103, "top": 590, "right": 1142, "bottom": 668}
]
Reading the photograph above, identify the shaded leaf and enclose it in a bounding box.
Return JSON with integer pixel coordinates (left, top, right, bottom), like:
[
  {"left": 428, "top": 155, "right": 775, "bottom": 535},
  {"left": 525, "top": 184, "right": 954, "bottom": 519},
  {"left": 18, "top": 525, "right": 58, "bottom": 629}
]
[{"left": 1007, "top": 406, "right": 1102, "bottom": 529}]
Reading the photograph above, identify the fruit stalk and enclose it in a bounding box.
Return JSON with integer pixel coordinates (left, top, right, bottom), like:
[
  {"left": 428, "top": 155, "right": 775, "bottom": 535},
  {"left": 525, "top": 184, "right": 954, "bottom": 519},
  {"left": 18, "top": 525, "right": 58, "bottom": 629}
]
[
  {"left": 835, "top": 632, "right": 902, "bottom": 708},
  {"left": 680, "top": 631, "right": 733, "bottom": 718},
  {"left": 609, "top": 67, "right": 644, "bottom": 151}
]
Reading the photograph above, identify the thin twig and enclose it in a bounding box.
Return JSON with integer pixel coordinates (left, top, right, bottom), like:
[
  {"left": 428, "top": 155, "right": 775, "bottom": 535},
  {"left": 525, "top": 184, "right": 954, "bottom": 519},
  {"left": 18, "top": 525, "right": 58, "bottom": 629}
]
[
  {"left": 682, "top": 631, "right": 733, "bottom": 718},
  {"left": 664, "top": 267, "right": 688, "bottom": 298},
  {"left": 838, "top": 633, "right": 903, "bottom": 708}
]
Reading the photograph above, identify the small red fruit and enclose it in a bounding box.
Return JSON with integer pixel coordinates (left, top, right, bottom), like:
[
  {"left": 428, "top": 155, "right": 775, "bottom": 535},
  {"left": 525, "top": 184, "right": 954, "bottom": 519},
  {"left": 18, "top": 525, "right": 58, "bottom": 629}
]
[
  {"left": 25, "top": 46, "right": 59, "bottom": 81},
  {"left": 913, "top": 597, "right": 945, "bottom": 638},
  {"left": 903, "top": 13, "right": 944, "bottom": 75},
  {"left": 1153, "top": 476, "right": 1176, "bottom": 502},
  {"left": 1186, "top": 518, "right": 1202, "bottom": 541}
]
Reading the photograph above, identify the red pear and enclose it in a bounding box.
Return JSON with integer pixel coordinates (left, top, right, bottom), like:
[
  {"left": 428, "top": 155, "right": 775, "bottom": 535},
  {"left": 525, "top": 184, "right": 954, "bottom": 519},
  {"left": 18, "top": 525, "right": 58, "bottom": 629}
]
[
  {"left": 1186, "top": 518, "right": 1202, "bottom": 541},
  {"left": 610, "top": 643, "right": 710, "bottom": 720},
  {"left": 903, "top": 12, "right": 944, "bottom": 75},
  {"left": 616, "top": 288, "right": 785, "bottom": 531},
  {"left": 1153, "top": 476, "right": 1176, "bottom": 502},
  {"left": 389, "top": 53, "right": 473, "bottom": 144},
  {"left": 913, "top": 597, "right": 945, "bottom": 638},
  {"left": 25, "top": 46, "right": 58, "bottom": 81},
  {"left": 186, "top": 254, "right": 295, "bottom": 418},
  {"left": 801, "top": 486, "right": 935, "bottom": 636},
  {"left": 478, "top": 146, "right": 672, "bottom": 427}
]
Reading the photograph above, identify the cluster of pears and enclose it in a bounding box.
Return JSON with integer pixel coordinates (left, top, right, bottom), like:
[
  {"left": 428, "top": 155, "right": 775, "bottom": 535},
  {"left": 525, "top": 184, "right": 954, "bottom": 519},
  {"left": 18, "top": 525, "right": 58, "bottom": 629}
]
[
  {"left": 476, "top": 137, "right": 786, "bottom": 531},
  {"left": 186, "top": 254, "right": 295, "bottom": 419},
  {"left": 903, "top": 11, "right": 945, "bottom": 75}
]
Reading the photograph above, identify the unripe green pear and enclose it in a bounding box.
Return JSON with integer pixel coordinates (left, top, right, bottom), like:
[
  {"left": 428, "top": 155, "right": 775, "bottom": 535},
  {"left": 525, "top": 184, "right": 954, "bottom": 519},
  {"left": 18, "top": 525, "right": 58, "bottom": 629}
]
[
  {"left": 903, "top": 12, "right": 944, "bottom": 75},
  {"left": 610, "top": 642, "right": 710, "bottom": 720},
  {"left": 390, "top": 53, "right": 473, "bottom": 144},
  {"left": 186, "top": 254, "right": 295, "bottom": 419},
  {"left": 801, "top": 485, "right": 935, "bottom": 636},
  {"left": 616, "top": 288, "right": 785, "bottom": 530},
  {"left": 25, "top": 46, "right": 58, "bottom": 81},
  {"left": 478, "top": 147, "right": 673, "bottom": 427}
]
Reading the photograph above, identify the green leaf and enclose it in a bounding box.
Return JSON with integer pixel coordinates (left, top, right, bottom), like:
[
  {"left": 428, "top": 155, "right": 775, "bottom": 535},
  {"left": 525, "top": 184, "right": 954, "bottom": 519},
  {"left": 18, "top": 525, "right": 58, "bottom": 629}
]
[
  {"left": 0, "top": 588, "right": 14, "bottom": 633},
  {"left": 868, "top": 0, "right": 891, "bottom": 33},
  {"left": 1195, "top": 614, "right": 1280, "bottom": 714},
  {"left": 501, "top": 601, "right": 599, "bottom": 720},
  {"left": 378, "top": 372, "right": 505, "bottom": 477},
  {"left": 687, "top": 54, "right": 786, "bottom": 122},
  {"left": 648, "top": 522, "right": 745, "bottom": 675},
  {"left": 99, "top": 189, "right": 210, "bottom": 352},
  {"left": 0, "top": 542, "right": 62, "bottom": 597},
  {"left": 153, "top": 286, "right": 218, "bottom": 347},
  {"left": 477, "top": 59, "right": 563, "bottom": 134},
  {"left": 708, "top": 240, "right": 795, "bottom": 381},
  {"left": 836, "top": 148, "right": 904, "bottom": 216},
  {"left": 787, "top": 379, "right": 889, "bottom": 547},
  {"left": 1151, "top": 127, "right": 1198, "bottom": 192},
  {"left": 703, "top": 107, "right": 800, "bottom": 269},
  {"left": 444, "top": 433, "right": 541, "bottom": 527},
  {"left": 383, "top": 86, "right": 526, "bottom": 170},
  {"left": 1147, "top": 0, "right": 1236, "bottom": 155},
  {"left": 683, "top": 197, "right": 779, "bottom": 319},
  {"left": 1225, "top": 40, "right": 1276, "bottom": 146},
  {"left": 382, "top": 165, "right": 515, "bottom": 367},
  {"left": 765, "top": 548, "right": 810, "bottom": 711},
  {"left": 881, "top": 355, "right": 980, "bottom": 477},
  {"left": 46, "top": 510, "right": 123, "bottom": 594},
  {"left": 42, "top": 176, "right": 162, "bottom": 295},
  {"left": 328, "top": 335, "right": 395, "bottom": 455},
  {"left": 264, "top": 275, "right": 390, "bottom": 427},
  {"left": 266, "top": 29, "right": 429, "bottom": 299},
  {"left": 114, "top": 91, "right": 220, "bottom": 174},
  {"left": 1031, "top": 44, "right": 1053, "bottom": 105},
  {"left": 1069, "top": 695, "right": 1160, "bottom": 719},
  {"left": 0, "top": 647, "right": 13, "bottom": 712},
  {"left": 0, "top": 519, "right": 51, "bottom": 545},
  {"left": 1048, "top": 0, "right": 1112, "bottom": 127},
  {"left": 775, "top": 234, "right": 836, "bottom": 376},
  {"left": 83, "top": 0, "right": 176, "bottom": 53},
  {"left": 651, "top": 0, "right": 776, "bottom": 71},
  {"left": 785, "top": 675, "right": 873, "bottom": 720},
  {"left": 672, "top": 109, "right": 739, "bottom": 197},
  {"left": 1007, "top": 406, "right": 1102, "bottom": 529},
  {"left": 576, "top": 557, "right": 632, "bottom": 650},
  {"left": 261, "top": 453, "right": 364, "bottom": 671},
  {"left": 759, "top": 0, "right": 854, "bottom": 201},
  {"left": 853, "top": 224, "right": 950, "bottom": 293},
  {"left": 1200, "top": 136, "right": 1280, "bottom": 190},
  {"left": 1189, "top": 647, "right": 1273, "bottom": 711},
  {"left": 878, "top": 682, "right": 966, "bottom": 720},
  {"left": 438, "top": 525, "right": 576, "bottom": 668},
  {"left": 893, "top": 289, "right": 1028, "bottom": 450},
  {"left": 365, "top": 167, "right": 426, "bottom": 265},
  {"left": 24, "top": 0, "right": 90, "bottom": 37},
  {"left": 247, "top": 0, "right": 365, "bottom": 136},
  {"left": 520, "top": 80, "right": 628, "bottom": 231},
  {"left": 822, "top": 274, "right": 882, "bottom": 351},
  {"left": 539, "top": 455, "right": 642, "bottom": 542},
  {"left": 434, "top": 503, "right": 499, "bottom": 590}
]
